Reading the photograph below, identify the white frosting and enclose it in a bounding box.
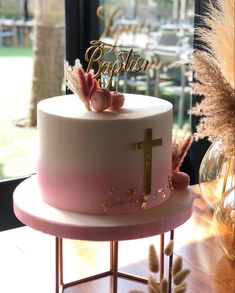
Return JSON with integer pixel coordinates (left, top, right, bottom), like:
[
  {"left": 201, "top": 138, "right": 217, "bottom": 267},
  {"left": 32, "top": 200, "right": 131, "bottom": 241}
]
[
  {"left": 37, "top": 93, "right": 173, "bottom": 215},
  {"left": 38, "top": 94, "right": 172, "bottom": 120}
]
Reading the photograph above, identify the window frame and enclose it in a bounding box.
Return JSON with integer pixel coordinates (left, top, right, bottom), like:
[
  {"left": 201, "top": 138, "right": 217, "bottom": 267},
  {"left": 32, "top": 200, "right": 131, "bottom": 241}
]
[{"left": 0, "top": 0, "right": 211, "bottom": 229}]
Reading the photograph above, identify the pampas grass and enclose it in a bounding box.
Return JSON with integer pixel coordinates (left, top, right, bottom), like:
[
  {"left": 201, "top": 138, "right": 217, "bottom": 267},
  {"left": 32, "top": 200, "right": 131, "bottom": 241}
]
[
  {"left": 128, "top": 241, "right": 190, "bottom": 293},
  {"left": 164, "top": 240, "right": 174, "bottom": 256},
  {"left": 173, "top": 269, "right": 191, "bottom": 286},
  {"left": 173, "top": 282, "right": 187, "bottom": 293},
  {"left": 190, "top": 0, "right": 235, "bottom": 156},
  {"left": 172, "top": 256, "right": 183, "bottom": 276},
  {"left": 148, "top": 275, "right": 161, "bottom": 293},
  {"left": 160, "top": 278, "right": 169, "bottom": 293},
  {"left": 149, "top": 244, "right": 160, "bottom": 273},
  {"left": 65, "top": 59, "right": 99, "bottom": 111},
  {"left": 195, "top": 0, "right": 234, "bottom": 88}
]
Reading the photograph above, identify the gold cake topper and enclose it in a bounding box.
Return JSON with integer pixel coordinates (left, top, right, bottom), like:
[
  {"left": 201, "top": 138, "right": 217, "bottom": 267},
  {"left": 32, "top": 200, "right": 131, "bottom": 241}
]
[
  {"left": 65, "top": 40, "right": 150, "bottom": 111},
  {"left": 136, "top": 128, "right": 162, "bottom": 196},
  {"left": 85, "top": 40, "right": 149, "bottom": 88}
]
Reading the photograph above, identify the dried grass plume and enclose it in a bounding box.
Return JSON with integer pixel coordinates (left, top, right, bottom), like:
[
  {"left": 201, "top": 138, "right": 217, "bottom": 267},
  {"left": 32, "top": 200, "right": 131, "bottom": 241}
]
[
  {"left": 196, "top": 0, "right": 234, "bottom": 88},
  {"left": 190, "top": 0, "right": 235, "bottom": 156},
  {"left": 129, "top": 242, "right": 190, "bottom": 293}
]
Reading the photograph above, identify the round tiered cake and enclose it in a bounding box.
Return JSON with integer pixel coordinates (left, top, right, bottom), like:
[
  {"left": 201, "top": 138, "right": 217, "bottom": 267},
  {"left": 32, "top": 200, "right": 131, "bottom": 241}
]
[{"left": 37, "top": 93, "right": 172, "bottom": 215}]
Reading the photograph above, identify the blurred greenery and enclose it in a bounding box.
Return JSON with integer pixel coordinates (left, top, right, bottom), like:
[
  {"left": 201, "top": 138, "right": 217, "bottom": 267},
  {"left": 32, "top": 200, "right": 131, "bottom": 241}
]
[
  {"left": 0, "top": 0, "right": 34, "bottom": 19},
  {"left": 0, "top": 47, "right": 33, "bottom": 57},
  {"left": 0, "top": 52, "right": 36, "bottom": 180}
]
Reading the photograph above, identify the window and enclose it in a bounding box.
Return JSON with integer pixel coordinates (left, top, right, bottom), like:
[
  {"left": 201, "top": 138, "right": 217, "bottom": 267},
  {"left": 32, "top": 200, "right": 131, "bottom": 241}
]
[
  {"left": 0, "top": 0, "right": 66, "bottom": 230},
  {"left": 1, "top": 0, "right": 210, "bottom": 230},
  {"left": 0, "top": 0, "right": 65, "bottom": 180},
  {"left": 97, "top": 0, "right": 194, "bottom": 128}
]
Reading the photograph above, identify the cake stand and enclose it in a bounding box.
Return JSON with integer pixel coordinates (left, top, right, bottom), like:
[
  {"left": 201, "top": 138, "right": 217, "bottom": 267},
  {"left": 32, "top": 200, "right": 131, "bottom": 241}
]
[{"left": 13, "top": 175, "right": 194, "bottom": 293}]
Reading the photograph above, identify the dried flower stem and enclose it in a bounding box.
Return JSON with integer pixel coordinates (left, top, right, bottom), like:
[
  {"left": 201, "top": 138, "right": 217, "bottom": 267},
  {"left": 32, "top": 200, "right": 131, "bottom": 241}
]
[
  {"left": 164, "top": 240, "right": 174, "bottom": 256},
  {"left": 190, "top": 0, "right": 235, "bottom": 156},
  {"left": 172, "top": 256, "right": 183, "bottom": 276},
  {"left": 149, "top": 244, "right": 159, "bottom": 273},
  {"left": 148, "top": 275, "right": 161, "bottom": 293},
  {"left": 172, "top": 127, "right": 192, "bottom": 172},
  {"left": 173, "top": 282, "right": 187, "bottom": 293},
  {"left": 173, "top": 269, "right": 191, "bottom": 286},
  {"left": 160, "top": 278, "right": 169, "bottom": 293}
]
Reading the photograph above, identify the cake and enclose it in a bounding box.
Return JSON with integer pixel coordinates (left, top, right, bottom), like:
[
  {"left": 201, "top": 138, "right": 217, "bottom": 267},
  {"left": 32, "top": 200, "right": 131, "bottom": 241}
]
[{"left": 37, "top": 93, "right": 173, "bottom": 215}]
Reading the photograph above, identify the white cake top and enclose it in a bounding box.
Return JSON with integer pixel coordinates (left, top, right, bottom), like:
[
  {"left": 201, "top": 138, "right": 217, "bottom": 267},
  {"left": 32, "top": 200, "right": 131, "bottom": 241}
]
[{"left": 38, "top": 93, "right": 172, "bottom": 120}]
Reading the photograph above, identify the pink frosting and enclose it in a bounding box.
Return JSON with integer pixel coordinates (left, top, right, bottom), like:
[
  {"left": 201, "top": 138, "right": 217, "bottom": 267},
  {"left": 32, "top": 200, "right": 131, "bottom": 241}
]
[
  {"left": 38, "top": 164, "right": 171, "bottom": 215},
  {"left": 90, "top": 88, "right": 111, "bottom": 112}
]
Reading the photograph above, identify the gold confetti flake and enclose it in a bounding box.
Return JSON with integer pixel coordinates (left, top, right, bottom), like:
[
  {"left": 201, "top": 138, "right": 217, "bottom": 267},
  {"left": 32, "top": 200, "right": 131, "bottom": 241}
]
[
  {"left": 162, "top": 191, "right": 166, "bottom": 199},
  {"left": 109, "top": 185, "right": 119, "bottom": 195},
  {"left": 116, "top": 197, "right": 123, "bottom": 205},
  {"left": 127, "top": 188, "right": 137, "bottom": 201},
  {"left": 141, "top": 202, "right": 147, "bottom": 209},
  {"left": 102, "top": 201, "right": 108, "bottom": 213},
  {"left": 101, "top": 175, "right": 172, "bottom": 213},
  {"left": 142, "top": 194, "right": 149, "bottom": 201},
  {"left": 167, "top": 176, "right": 174, "bottom": 190}
]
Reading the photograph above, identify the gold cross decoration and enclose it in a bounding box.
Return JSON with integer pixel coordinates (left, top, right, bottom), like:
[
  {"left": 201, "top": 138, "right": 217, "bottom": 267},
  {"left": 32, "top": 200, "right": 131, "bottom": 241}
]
[{"left": 136, "top": 128, "right": 162, "bottom": 195}]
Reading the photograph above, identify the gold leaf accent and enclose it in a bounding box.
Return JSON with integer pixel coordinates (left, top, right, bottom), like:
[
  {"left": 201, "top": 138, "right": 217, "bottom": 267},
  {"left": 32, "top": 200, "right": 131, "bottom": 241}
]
[
  {"left": 142, "top": 193, "right": 149, "bottom": 201},
  {"left": 127, "top": 188, "right": 137, "bottom": 201},
  {"left": 141, "top": 202, "right": 147, "bottom": 209},
  {"left": 116, "top": 196, "right": 123, "bottom": 205},
  {"left": 109, "top": 185, "right": 119, "bottom": 195},
  {"left": 102, "top": 201, "right": 108, "bottom": 213}
]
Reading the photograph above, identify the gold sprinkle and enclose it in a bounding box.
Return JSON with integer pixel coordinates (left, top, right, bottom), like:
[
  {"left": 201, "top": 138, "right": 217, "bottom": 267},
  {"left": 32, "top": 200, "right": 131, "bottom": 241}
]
[
  {"left": 143, "top": 194, "right": 148, "bottom": 201},
  {"left": 162, "top": 191, "right": 166, "bottom": 198},
  {"left": 127, "top": 188, "right": 137, "bottom": 201},
  {"left": 116, "top": 197, "right": 123, "bottom": 205},
  {"left": 109, "top": 185, "right": 119, "bottom": 195},
  {"left": 102, "top": 179, "right": 172, "bottom": 213},
  {"left": 168, "top": 176, "right": 174, "bottom": 190},
  {"left": 102, "top": 202, "right": 108, "bottom": 212},
  {"left": 141, "top": 202, "right": 147, "bottom": 209}
]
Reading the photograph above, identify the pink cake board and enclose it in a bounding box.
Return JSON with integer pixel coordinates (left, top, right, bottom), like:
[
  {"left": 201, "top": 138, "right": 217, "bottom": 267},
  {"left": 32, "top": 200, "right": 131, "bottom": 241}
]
[{"left": 13, "top": 175, "right": 194, "bottom": 241}]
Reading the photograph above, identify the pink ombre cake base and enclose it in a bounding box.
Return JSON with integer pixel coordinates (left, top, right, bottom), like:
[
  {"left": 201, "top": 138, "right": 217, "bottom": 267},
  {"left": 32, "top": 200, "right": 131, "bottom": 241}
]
[
  {"left": 13, "top": 175, "right": 194, "bottom": 241},
  {"left": 38, "top": 165, "right": 171, "bottom": 215}
]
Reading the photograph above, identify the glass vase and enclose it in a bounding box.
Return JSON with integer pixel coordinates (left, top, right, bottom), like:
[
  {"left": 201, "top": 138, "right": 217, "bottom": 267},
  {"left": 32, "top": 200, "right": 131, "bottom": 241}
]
[
  {"left": 199, "top": 140, "right": 235, "bottom": 209},
  {"left": 212, "top": 186, "right": 235, "bottom": 260}
]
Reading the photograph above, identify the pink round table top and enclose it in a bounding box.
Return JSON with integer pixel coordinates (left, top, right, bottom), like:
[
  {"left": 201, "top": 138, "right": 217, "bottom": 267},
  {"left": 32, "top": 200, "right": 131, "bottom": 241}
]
[{"left": 13, "top": 176, "right": 194, "bottom": 241}]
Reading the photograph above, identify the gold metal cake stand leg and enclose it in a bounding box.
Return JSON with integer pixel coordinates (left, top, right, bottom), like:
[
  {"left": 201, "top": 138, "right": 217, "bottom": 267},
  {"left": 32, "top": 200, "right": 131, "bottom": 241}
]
[
  {"left": 55, "top": 231, "right": 175, "bottom": 293},
  {"left": 55, "top": 237, "right": 63, "bottom": 293}
]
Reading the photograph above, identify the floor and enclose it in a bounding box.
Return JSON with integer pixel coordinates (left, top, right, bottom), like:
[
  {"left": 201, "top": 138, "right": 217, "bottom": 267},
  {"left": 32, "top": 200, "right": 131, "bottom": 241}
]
[{"left": 0, "top": 186, "right": 234, "bottom": 293}]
